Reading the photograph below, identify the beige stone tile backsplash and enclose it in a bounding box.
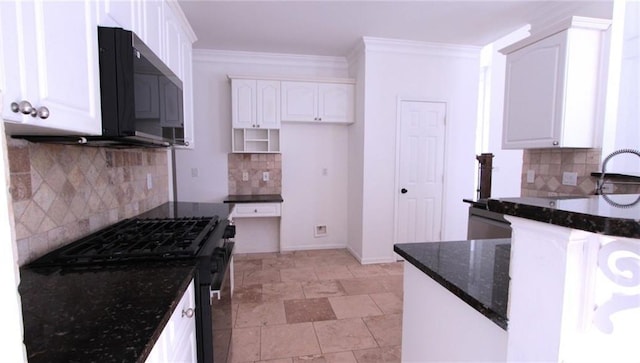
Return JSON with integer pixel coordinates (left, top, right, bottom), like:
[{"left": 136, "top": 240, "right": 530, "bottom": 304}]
[
  {"left": 228, "top": 153, "right": 281, "bottom": 195},
  {"left": 521, "top": 148, "right": 601, "bottom": 197},
  {"left": 7, "top": 138, "right": 169, "bottom": 265}
]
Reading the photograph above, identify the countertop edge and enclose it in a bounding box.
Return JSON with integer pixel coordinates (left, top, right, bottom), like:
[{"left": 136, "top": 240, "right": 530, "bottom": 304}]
[
  {"left": 223, "top": 194, "right": 284, "bottom": 203},
  {"left": 138, "top": 267, "right": 196, "bottom": 361},
  {"left": 394, "top": 244, "right": 508, "bottom": 330},
  {"left": 487, "top": 198, "right": 640, "bottom": 239}
]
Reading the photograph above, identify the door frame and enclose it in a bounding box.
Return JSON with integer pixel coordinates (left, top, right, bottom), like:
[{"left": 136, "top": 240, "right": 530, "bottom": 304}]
[{"left": 393, "top": 97, "right": 449, "bottom": 249}]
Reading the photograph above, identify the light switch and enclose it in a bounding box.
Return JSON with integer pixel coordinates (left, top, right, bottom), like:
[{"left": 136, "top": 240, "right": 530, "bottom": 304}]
[
  {"left": 242, "top": 171, "right": 249, "bottom": 181},
  {"left": 147, "top": 173, "right": 153, "bottom": 189},
  {"left": 262, "top": 171, "right": 269, "bottom": 182},
  {"left": 526, "top": 170, "right": 535, "bottom": 183},
  {"left": 562, "top": 171, "right": 578, "bottom": 186}
]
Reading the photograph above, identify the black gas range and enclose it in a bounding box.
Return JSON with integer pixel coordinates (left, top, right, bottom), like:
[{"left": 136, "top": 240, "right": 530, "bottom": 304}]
[{"left": 24, "top": 202, "right": 234, "bottom": 363}]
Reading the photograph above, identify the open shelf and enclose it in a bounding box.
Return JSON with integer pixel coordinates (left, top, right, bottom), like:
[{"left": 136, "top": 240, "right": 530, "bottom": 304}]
[{"left": 232, "top": 128, "right": 280, "bottom": 153}]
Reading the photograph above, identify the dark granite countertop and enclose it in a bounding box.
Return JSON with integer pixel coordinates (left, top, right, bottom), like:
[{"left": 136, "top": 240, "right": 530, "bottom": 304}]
[
  {"left": 394, "top": 239, "right": 511, "bottom": 330},
  {"left": 224, "top": 194, "right": 284, "bottom": 203},
  {"left": 487, "top": 194, "right": 640, "bottom": 238},
  {"left": 20, "top": 263, "right": 195, "bottom": 363},
  {"left": 18, "top": 202, "right": 228, "bottom": 362}
]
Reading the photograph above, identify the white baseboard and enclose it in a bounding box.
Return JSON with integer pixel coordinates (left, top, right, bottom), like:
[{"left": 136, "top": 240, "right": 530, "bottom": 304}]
[{"left": 280, "top": 243, "right": 347, "bottom": 252}]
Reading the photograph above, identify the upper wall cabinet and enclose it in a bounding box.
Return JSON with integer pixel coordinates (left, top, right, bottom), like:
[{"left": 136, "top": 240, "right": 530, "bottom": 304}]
[
  {"left": 231, "top": 79, "right": 281, "bottom": 129},
  {"left": 281, "top": 81, "right": 355, "bottom": 124},
  {"left": 500, "top": 16, "right": 611, "bottom": 149},
  {"left": 0, "top": 0, "right": 102, "bottom": 134}
]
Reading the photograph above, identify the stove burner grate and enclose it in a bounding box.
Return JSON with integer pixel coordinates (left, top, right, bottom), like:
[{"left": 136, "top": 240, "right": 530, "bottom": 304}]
[{"left": 31, "top": 216, "right": 219, "bottom": 267}]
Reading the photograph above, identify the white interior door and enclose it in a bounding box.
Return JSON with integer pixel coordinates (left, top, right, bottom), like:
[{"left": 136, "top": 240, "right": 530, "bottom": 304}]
[{"left": 396, "top": 100, "right": 446, "bottom": 244}]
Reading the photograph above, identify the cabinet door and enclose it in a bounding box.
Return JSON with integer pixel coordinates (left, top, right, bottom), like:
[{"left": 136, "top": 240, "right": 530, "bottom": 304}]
[
  {"left": 256, "top": 80, "right": 280, "bottom": 128},
  {"left": 146, "top": 280, "right": 196, "bottom": 363},
  {"left": 317, "top": 83, "right": 354, "bottom": 123},
  {"left": 162, "top": 2, "right": 182, "bottom": 78},
  {"left": 231, "top": 79, "right": 256, "bottom": 128},
  {"left": 281, "top": 81, "right": 318, "bottom": 122},
  {"left": 1, "top": 0, "right": 102, "bottom": 134},
  {"left": 181, "top": 36, "right": 194, "bottom": 147},
  {"left": 502, "top": 32, "right": 567, "bottom": 149}
]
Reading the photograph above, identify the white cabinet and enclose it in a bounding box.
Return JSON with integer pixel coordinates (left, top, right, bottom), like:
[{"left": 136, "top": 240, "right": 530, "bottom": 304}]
[
  {"left": 231, "top": 78, "right": 280, "bottom": 153},
  {"left": 0, "top": 0, "right": 102, "bottom": 135},
  {"left": 281, "top": 81, "right": 354, "bottom": 124},
  {"left": 231, "top": 79, "right": 281, "bottom": 129},
  {"left": 146, "top": 279, "right": 197, "bottom": 363},
  {"left": 500, "top": 17, "right": 610, "bottom": 149}
]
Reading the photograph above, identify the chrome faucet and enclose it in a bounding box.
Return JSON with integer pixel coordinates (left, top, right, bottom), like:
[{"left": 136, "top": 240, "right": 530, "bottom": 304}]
[{"left": 597, "top": 149, "right": 640, "bottom": 194}]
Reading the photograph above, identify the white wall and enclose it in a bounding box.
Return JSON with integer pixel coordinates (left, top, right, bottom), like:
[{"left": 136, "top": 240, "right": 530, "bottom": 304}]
[
  {"left": 175, "top": 50, "right": 350, "bottom": 251},
  {"left": 478, "top": 27, "right": 531, "bottom": 198},
  {"left": 354, "top": 39, "right": 482, "bottom": 264}
]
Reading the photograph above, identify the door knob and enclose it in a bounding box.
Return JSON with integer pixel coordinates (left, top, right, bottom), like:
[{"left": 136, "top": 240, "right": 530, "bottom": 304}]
[{"left": 401, "top": 188, "right": 408, "bottom": 194}]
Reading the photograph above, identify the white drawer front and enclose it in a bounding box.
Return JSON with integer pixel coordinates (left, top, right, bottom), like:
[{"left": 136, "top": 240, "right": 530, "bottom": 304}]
[{"left": 233, "top": 203, "right": 281, "bottom": 218}]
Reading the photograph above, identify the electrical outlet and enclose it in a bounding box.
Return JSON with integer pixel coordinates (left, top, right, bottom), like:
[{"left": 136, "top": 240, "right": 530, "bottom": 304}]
[
  {"left": 262, "top": 171, "right": 269, "bottom": 182},
  {"left": 191, "top": 168, "right": 198, "bottom": 178},
  {"left": 601, "top": 182, "right": 614, "bottom": 194},
  {"left": 242, "top": 171, "right": 249, "bottom": 181},
  {"left": 562, "top": 171, "right": 578, "bottom": 186},
  {"left": 526, "top": 170, "right": 535, "bottom": 183},
  {"left": 146, "top": 173, "right": 153, "bottom": 189},
  {"left": 322, "top": 168, "right": 328, "bottom": 176}
]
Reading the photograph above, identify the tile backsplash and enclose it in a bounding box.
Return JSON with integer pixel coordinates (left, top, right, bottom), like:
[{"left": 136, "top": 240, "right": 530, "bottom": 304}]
[
  {"left": 228, "top": 153, "right": 281, "bottom": 195},
  {"left": 7, "top": 138, "right": 169, "bottom": 265},
  {"left": 521, "top": 148, "right": 601, "bottom": 197}
]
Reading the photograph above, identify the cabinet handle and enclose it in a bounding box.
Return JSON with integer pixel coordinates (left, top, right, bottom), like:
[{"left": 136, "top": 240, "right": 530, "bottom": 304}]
[
  {"left": 182, "top": 308, "right": 195, "bottom": 318},
  {"left": 254, "top": 209, "right": 258, "bottom": 213},
  {"left": 10, "top": 101, "right": 50, "bottom": 119},
  {"left": 11, "top": 100, "right": 33, "bottom": 115},
  {"left": 37, "top": 106, "right": 50, "bottom": 119},
  {"left": 552, "top": 141, "right": 559, "bottom": 146}
]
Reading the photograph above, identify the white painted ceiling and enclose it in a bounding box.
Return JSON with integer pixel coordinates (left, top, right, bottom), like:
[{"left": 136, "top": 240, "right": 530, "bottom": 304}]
[{"left": 178, "top": 1, "right": 613, "bottom": 57}]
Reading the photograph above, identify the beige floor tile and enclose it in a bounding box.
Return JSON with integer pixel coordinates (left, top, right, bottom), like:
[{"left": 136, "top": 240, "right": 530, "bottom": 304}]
[
  {"left": 235, "top": 259, "right": 263, "bottom": 273},
  {"left": 304, "top": 249, "right": 347, "bottom": 257},
  {"left": 244, "top": 268, "right": 282, "bottom": 286},
  {"left": 352, "top": 345, "right": 401, "bottom": 363},
  {"left": 377, "top": 262, "right": 404, "bottom": 276},
  {"left": 363, "top": 314, "right": 402, "bottom": 347},
  {"left": 379, "top": 275, "right": 403, "bottom": 299},
  {"left": 256, "top": 359, "right": 293, "bottom": 363},
  {"left": 262, "top": 282, "right": 305, "bottom": 302},
  {"left": 233, "top": 284, "right": 263, "bottom": 304},
  {"left": 263, "top": 256, "right": 297, "bottom": 270},
  {"left": 347, "top": 264, "right": 387, "bottom": 278},
  {"left": 314, "top": 266, "right": 355, "bottom": 281},
  {"left": 338, "top": 278, "right": 384, "bottom": 296},
  {"left": 261, "top": 322, "right": 322, "bottom": 360},
  {"left": 229, "top": 326, "right": 261, "bottom": 362},
  {"left": 313, "top": 318, "right": 378, "bottom": 353},
  {"left": 284, "top": 297, "right": 337, "bottom": 323},
  {"left": 293, "top": 351, "right": 358, "bottom": 363},
  {"left": 239, "top": 252, "right": 279, "bottom": 260},
  {"left": 280, "top": 268, "right": 319, "bottom": 282},
  {"left": 316, "top": 254, "right": 360, "bottom": 268},
  {"left": 369, "top": 292, "right": 403, "bottom": 315},
  {"left": 236, "top": 301, "right": 286, "bottom": 328},
  {"left": 328, "top": 295, "right": 382, "bottom": 319},
  {"left": 301, "top": 280, "right": 346, "bottom": 299}
]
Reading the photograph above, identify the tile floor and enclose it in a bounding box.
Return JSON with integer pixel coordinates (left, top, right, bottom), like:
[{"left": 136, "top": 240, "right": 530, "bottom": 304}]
[{"left": 229, "top": 249, "right": 404, "bottom": 363}]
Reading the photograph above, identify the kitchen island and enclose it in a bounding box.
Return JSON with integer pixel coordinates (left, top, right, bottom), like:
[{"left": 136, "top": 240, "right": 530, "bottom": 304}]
[
  {"left": 394, "top": 239, "right": 510, "bottom": 361},
  {"left": 396, "top": 194, "right": 640, "bottom": 362}
]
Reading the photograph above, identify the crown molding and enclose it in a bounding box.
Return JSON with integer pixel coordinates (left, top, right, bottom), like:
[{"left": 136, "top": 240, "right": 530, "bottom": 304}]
[
  {"left": 167, "top": 0, "right": 197, "bottom": 42},
  {"left": 362, "top": 37, "right": 481, "bottom": 59},
  {"left": 193, "top": 49, "right": 349, "bottom": 71}
]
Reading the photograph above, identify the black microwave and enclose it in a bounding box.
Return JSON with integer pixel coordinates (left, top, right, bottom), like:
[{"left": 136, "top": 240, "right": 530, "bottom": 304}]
[{"left": 96, "top": 26, "right": 184, "bottom": 147}]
